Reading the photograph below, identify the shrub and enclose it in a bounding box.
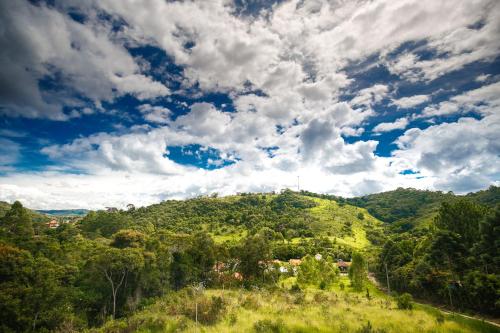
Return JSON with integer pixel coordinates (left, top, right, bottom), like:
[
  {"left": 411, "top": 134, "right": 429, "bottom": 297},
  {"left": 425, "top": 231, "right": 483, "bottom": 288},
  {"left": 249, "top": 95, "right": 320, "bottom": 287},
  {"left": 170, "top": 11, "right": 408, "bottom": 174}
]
[
  {"left": 254, "top": 319, "right": 286, "bottom": 333},
  {"left": 319, "top": 280, "right": 327, "bottom": 290},
  {"left": 396, "top": 293, "right": 414, "bottom": 310},
  {"left": 290, "top": 283, "right": 302, "bottom": 293},
  {"left": 228, "top": 312, "right": 238, "bottom": 326},
  {"left": 241, "top": 294, "right": 260, "bottom": 310},
  {"left": 357, "top": 321, "right": 387, "bottom": 333},
  {"left": 313, "top": 292, "right": 328, "bottom": 303},
  {"left": 435, "top": 312, "right": 445, "bottom": 324},
  {"left": 293, "top": 292, "right": 305, "bottom": 305},
  {"left": 184, "top": 295, "right": 226, "bottom": 325}
]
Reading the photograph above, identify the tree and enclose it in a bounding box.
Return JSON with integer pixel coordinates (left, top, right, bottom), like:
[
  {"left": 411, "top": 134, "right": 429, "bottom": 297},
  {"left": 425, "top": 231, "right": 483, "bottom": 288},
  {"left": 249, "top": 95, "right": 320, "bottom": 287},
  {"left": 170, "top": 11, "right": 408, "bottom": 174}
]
[
  {"left": 170, "top": 251, "right": 191, "bottom": 290},
  {"left": 0, "top": 244, "right": 34, "bottom": 332},
  {"left": 239, "top": 234, "right": 271, "bottom": 281},
  {"left": 473, "top": 206, "right": 500, "bottom": 274},
  {"left": 349, "top": 252, "right": 367, "bottom": 291},
  {"left": 187, "top": 232, "right": 216, "bottom": 283},
  {"left": 297, "top": 255, "right": 319, "bottom": 286},
  {"left": 90, "top": 247, "right": 144, "bottom": 319},
  {"left": 111, "top": 229, "right": 146, "bottom": 248},
  {"left": 1, "top": 201, "right": 34, "bottom": 240},
  {"left": 435, "top": 199, "right": 486, "bottom": 248}
]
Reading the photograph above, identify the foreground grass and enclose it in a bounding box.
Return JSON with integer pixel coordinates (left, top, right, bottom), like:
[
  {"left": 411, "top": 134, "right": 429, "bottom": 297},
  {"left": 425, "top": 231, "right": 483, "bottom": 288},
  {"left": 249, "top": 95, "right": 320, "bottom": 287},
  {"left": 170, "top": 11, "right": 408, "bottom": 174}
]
[{"left": 92, "top": 280, "right": 499, "bottom": 333}]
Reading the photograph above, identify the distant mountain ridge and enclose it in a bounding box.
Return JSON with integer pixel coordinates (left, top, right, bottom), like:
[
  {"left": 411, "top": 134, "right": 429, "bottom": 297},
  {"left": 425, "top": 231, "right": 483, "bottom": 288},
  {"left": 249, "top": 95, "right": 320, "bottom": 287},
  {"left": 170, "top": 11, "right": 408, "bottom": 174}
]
[{"left": 36, "top": 209, "right": 89, "bottom": 216}]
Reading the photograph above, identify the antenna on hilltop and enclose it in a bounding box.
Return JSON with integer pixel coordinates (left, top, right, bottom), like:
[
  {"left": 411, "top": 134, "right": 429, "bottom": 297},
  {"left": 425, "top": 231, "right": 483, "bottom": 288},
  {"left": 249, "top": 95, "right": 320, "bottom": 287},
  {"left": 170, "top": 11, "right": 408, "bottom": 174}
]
[{"left": 297, "top": 176, "right": 300, "bottom": 192}]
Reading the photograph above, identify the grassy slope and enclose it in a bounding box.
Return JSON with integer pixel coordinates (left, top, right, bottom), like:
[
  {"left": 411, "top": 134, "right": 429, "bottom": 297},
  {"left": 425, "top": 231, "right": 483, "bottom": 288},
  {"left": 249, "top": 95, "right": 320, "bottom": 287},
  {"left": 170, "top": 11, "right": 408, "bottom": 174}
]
[
  {"left": 307, "top": 197, "right": 383, "bottom": 249},
  {"left": 94, "top": 277, "right": 499, "bottom": 333}
]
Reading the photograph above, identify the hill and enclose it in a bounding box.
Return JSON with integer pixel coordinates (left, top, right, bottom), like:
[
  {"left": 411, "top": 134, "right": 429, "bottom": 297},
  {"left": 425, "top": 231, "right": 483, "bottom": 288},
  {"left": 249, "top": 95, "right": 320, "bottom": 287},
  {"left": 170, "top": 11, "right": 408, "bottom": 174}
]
[
  {"left": 122, "top": 190, "right": 384, "bottom": 252},
  {"left": 343, "top": 186, "right": 500, "bottom": 231},
  {"left": 0, "top": 200, "right": 49, "bottom": 223}
]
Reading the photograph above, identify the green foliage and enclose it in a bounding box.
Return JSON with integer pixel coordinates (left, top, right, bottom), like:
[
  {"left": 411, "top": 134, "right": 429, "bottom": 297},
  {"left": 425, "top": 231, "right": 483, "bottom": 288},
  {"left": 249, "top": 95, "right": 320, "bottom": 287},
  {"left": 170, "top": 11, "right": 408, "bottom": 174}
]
[
  {"left": 349, "top": 252, "right": 367, "bottom": 291},
  {"left": 377, "top": 198, "right": 499, "bottom": 314},
  {"left": 1, "top": 201, "right": 34, "bottom": 240},
  {"left": 473, "top": 205, "right": 500, "bottom": 274},
  {"left": 183, "top": 295, "right": 226, "bottom": 325},
  {"left": 434, "top": 199, "right": 486, "bottom": 247},
  {"left": 111, "top": 229, "right": 146, "bottom": 248},
  {"left": 254, "top": 319, "right": 286, "bottom": 333},
  {"left": 80, "top": 211, "right": 132, "bottom": 237},
  {"left": 297, "top": 255, "right": 339, "bottom": 288},
  {"left": 239, "top": 233, "right": 271, "bottom": 281},
  {"left": 396, "top": 293, "right": 413, "bottom": 310}
]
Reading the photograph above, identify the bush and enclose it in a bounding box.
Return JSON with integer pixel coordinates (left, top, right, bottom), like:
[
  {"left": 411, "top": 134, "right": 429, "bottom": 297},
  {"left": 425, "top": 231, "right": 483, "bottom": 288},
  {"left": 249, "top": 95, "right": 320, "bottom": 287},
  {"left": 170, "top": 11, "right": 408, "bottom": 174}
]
[
  {"left": 228, "top": 312, "right": 238, "bottom": 326},
  {"left": 293, "top": 292, "right": 305, "bottom": 305},
  {"left": 290, "top": 283, "right": 302, "bottom": 293},
  {"left": 184, "top": 296, "right": 226, "bottom": 325},
  {"left": 241, "top": 294, "right": 260, "bottom": 310},
  {"left": 254, "top": 319, "right": 286, "bottom": 333},
  {"left": 357, "top": 321, "right": 387, "bottom": 333},
  {"left": 319, "top": 280, "right": 327, "bottom": 290},
  {"left": 396, "top": 293, "right": 414, "bottom": 310}
]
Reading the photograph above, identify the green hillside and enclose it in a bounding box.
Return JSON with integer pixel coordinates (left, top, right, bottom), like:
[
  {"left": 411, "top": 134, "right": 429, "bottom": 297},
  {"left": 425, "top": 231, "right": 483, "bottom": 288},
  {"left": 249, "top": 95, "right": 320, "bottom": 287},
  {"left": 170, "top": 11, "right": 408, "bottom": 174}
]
[
  {"left": 0, "top": 189, "right": 499, "bottom": 333},
  {"left": 344, "top": 186, "right": 500, "bottom": 231},
  {"left": 0, "top": 200, "right": 49, "bottom": 223}
]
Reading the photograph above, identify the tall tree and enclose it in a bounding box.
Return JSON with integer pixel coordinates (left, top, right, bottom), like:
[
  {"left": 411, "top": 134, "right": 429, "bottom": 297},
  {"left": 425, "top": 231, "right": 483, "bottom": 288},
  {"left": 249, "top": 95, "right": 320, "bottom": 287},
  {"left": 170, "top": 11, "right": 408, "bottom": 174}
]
[
  {"left": 239, "top": 234, "right": 271, "bottom": 280},
  {"left": 1, "top": 201, "right": 34, "bottom": 240},
  {"left": 474, "top": 206, "right": 500, "bottom": 274},
  {"left": 90, "top": 247, "right": 144, "bottom": 319},
  {"left": 349, "top": 252, "right": 367, "bottom": 291},
  {"left": 435, "top": 199, "right": 486, "bottom": 248}
]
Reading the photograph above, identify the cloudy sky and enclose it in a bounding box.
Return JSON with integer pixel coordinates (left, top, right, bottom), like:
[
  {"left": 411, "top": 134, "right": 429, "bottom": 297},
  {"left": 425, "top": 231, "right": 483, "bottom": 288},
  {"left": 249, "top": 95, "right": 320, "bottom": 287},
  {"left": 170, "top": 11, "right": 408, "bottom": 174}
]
[{"left": 0, "top": 0, "right": 499, "bottom": 209}]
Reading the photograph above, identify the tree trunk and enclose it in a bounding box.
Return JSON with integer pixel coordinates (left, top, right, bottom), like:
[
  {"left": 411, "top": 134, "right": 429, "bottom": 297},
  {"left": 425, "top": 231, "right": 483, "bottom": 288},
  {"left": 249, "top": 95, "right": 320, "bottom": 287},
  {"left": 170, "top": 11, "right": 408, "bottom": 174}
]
[{"left": 104, "top": 269, "right": 127, "bottom": 319}]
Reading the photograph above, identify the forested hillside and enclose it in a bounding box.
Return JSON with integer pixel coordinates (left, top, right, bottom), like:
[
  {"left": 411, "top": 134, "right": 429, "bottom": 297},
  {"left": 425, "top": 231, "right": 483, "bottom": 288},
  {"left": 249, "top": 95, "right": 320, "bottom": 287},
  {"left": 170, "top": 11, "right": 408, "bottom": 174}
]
[{"left": 0, "top": 188, "right": 499, "bottom": 332}]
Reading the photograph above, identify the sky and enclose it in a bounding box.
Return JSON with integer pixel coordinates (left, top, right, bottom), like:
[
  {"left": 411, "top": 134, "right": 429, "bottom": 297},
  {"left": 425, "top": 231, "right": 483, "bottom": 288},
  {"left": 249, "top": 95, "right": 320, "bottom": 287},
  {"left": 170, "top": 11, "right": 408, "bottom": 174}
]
[{"left": 0, "top": 0, "right": 499, "bottom": 209}]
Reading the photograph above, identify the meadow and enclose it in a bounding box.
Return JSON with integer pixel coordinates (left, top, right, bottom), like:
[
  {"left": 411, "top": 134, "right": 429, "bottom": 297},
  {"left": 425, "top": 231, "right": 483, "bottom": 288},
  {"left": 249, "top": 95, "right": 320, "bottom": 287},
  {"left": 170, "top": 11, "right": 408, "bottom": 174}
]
[{"left": 93, "top": 276, "right": 499, "bottom": 333}]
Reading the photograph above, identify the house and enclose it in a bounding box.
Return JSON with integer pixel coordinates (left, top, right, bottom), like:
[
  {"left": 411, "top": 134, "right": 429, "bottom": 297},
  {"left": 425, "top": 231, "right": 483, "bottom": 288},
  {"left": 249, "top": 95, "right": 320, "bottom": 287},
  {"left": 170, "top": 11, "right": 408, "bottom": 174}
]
[
  {"left": 279, "top": 266, "right": 288, "bottom": 273},
  {"left": 46, "top": 219, "right": 59, "bottom": 229},
  {"left": 106, "top": 207, "right": 118, "bottom": 212},
  {"left": 337, "top": 259, "right": 351, "bottom": 273},
  {"left": 213, "top": 262, "right": 226, "bottom": 273},
  {"left": 289, "top": 259, "right": 302, "bottom": 266}
]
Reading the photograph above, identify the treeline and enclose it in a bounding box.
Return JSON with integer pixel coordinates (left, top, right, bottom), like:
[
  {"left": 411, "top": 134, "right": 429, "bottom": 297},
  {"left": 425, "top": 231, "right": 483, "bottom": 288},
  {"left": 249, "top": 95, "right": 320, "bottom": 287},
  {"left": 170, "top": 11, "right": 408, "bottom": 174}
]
[{"left": 376, "top": 198, "right": 500, "bottom": 315}]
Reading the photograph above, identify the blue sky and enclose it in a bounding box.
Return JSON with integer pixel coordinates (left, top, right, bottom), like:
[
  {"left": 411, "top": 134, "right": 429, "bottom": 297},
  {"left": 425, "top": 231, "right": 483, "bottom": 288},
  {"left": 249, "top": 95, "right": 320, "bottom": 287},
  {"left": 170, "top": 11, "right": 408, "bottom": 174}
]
[{"left": 0, "top": 0, "right": 499, "bottom": 209}]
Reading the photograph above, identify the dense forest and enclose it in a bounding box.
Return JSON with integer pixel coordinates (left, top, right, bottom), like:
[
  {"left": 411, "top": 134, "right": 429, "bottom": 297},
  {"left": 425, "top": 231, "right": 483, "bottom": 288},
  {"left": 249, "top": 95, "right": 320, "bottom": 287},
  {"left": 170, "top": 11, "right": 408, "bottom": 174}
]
[{"left": 0, "top": 187, "right": 499, "bottom": 332}]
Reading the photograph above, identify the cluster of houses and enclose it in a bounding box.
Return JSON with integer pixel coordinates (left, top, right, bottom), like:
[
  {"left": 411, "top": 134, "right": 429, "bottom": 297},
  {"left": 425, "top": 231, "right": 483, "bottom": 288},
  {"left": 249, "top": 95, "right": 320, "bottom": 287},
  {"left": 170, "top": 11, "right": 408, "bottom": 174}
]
[
  {"left": 45, "top": 218, "right": 75, "bottom": 229},
  {"left": 213, "top": 255, "right": 351, "bottom": 281}
]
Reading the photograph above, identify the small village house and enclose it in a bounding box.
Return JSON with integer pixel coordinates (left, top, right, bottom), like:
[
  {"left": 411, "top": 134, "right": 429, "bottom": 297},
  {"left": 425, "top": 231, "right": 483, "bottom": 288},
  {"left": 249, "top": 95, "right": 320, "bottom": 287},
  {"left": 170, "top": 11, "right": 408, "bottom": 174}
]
[
  {"left": 46, "top": 219, "right": 59, "bottom": 229},
  {"left": 337, "top": 259, "right": 351, "bottom": 273}
]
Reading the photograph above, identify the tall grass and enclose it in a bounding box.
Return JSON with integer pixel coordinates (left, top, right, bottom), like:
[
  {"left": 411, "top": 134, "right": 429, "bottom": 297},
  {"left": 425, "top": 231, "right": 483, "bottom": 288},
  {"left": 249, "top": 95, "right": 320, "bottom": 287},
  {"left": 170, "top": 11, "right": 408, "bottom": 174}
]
[{"left": 90, "top": 284, "right": 499, "bottom": 333}]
